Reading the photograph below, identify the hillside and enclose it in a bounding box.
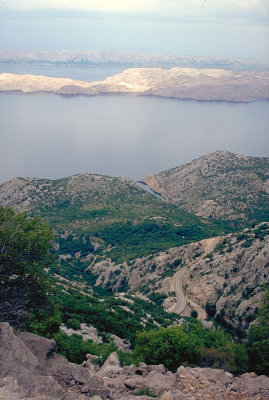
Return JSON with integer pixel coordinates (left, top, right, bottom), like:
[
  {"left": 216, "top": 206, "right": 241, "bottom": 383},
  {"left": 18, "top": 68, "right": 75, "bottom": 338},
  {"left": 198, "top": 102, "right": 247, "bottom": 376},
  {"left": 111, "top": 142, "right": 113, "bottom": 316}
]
[
  {"left": 87, "top": 223, "right": 269, "bottom": 335},
  {"left": 1, "top": 167, "right": 269, "bottom": 379},
  {"left": 1, "top": 67, "right": 269, "bottom": 102},
  {"left": 0, "top": 173, "right": 225, "bottom": 268},
  {"left": 140, "top": 151, "right": 269, "bottom": 222}
]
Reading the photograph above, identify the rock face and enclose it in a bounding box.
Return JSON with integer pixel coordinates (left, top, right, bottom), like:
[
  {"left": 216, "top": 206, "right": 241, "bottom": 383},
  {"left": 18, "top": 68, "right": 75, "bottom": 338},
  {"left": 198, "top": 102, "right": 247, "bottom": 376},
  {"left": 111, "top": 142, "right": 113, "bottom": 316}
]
[
  {"left": 140, "top": 151, "right": 269, "bottom": 220},
  {"left": 183, "top": 224, "right": 269, "bottom": 333},
  {"left": 90, "top": 224, "right": 269, "bottom": 331},
  {"left": 1, "top": 67, "right": 269, "bottom": 102},
  {"left": 0, "top": 322, "right": 109, "bottom": 399},
  {"left": 1, "top": 322, "right": 269, "bottom": 399}
]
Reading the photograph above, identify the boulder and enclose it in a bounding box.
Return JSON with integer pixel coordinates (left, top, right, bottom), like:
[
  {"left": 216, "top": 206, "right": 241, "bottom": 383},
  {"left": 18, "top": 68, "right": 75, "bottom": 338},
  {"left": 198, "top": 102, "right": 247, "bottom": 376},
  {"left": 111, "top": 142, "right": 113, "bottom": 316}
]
[
  {"left": 99, "top": 351, "right": 121, "bottom": 376},
  {"left": 230, "top": 373, "right": 269, "bottom": 398},
  {"left": 0, "top": 322, "right": 40, "bottom": 378},
  {"left": 0, "top": 322, "right": 109, "bottom": 399},
  {"left": 16, "top": 329, "right": 109, "bottom": 397}
]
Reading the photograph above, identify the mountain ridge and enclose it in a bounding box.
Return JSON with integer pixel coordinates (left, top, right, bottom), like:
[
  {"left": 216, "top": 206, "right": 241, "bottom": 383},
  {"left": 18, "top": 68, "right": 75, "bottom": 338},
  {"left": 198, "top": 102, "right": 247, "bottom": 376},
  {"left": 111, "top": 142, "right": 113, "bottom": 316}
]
[
  {"left": 1, "top": 67, "right": 269, "bottom": 102},
  {"left": 140, "top": 150, "right": 269, "bottom": 221},
  {"left": 1, "top": 49, "right": 267, "bottom": 71}
]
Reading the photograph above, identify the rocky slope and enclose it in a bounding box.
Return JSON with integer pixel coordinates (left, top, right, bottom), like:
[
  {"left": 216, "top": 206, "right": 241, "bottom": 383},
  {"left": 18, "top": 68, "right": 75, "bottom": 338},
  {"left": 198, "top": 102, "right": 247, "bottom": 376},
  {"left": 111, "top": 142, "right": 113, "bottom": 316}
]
[
  {"left": 88, "top": 223, "right": 269, "bottom": 333},
  {"left": 1, "top": 67, "right": 269, "bottom": 102},
  {"left": 1, "top": 49, "right": 267, "bottom": 71},
  {"left": 1, "top": 323, "right": 268, "bottom": 400},
  {"left": 183, "top": 223, "right": 269, "bottom": 333},
  {"left": 0, "top": 166, "right": 268, "bottom": 331},
  {"left": 140, "top": 151, "right": 269, "bottom": 221}
]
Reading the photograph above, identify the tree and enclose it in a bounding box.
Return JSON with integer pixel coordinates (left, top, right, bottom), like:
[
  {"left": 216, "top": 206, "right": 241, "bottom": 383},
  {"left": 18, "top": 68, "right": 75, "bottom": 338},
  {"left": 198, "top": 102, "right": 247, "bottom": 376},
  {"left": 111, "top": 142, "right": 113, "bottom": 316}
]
[
  {"left": 0, "top": 207, "right": 57, "bottom": 331},
  {"left": 247, "top": 288, "right": 269, "bottom": 375},
  {"left": 133, "top": 326, "right": 202, "bottom": 371},
  {"left": 133, "top": 321, "right": 248, "bottom": 374}
]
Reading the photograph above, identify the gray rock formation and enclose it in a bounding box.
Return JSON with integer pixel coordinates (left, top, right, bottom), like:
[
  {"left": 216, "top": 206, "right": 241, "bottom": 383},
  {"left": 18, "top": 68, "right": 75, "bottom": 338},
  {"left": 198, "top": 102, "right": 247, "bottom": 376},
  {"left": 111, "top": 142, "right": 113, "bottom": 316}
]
[
  {"left": 183, "top": 224, "right": 269, "bottom": 332},
  {"left": 1, "top": 322, "right": 269, "bottom": 399},
  {"left": 87, "top": 357, "right": 269, "bottom": 400},
  {"left": 99, "top": 352, "right": 121, "bottom": 377},
  {"left": 0, "top": 322, "right": 109, "bottom": 399}
]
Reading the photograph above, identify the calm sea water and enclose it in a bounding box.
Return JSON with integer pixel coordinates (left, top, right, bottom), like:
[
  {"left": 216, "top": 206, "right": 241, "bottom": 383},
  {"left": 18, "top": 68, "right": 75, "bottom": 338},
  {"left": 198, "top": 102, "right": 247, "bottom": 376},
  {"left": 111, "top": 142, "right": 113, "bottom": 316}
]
[{"left": 0, "top": 65, "right": 268, "bottom": 184}]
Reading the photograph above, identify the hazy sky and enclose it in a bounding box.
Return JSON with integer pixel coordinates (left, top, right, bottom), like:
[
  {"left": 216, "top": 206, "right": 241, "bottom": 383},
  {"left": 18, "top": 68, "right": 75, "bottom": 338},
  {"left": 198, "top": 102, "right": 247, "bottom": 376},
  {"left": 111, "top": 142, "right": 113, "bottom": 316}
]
[{"left": 0, "top": 0, "right": 268, "bottom": 60}]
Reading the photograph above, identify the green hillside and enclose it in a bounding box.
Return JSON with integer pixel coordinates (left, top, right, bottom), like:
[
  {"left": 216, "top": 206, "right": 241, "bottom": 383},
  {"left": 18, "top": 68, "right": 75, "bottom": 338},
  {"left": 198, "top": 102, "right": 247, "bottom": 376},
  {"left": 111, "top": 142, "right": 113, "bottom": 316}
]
[{"left": 0, "top": 174, "right": 231, "bottom": 268}]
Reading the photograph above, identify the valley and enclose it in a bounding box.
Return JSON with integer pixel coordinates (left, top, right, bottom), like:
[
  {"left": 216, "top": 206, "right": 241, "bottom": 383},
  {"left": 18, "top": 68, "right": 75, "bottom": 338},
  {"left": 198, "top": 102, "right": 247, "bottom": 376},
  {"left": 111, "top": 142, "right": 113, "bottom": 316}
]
[
  {"left": 1, "top": 0, "right": 268, "bottom": 397},
  {"left": 0, "top": 150, "right": 268, "bottom": 399}
]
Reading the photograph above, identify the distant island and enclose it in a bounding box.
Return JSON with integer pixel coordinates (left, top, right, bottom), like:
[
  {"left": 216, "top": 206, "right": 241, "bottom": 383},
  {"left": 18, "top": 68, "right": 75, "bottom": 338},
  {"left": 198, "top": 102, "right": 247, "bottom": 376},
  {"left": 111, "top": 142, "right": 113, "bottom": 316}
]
[
  {"left": 1, "top": 49, "right": 268, "bottom": 71},
  {"left": 1, "top": 67, "right": 269, "bottom": 102}
]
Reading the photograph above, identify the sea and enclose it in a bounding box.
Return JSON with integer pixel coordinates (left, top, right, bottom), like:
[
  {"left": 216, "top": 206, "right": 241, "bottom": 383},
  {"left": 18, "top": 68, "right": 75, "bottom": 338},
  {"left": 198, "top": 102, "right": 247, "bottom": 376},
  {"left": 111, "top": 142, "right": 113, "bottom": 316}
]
[{"left": 0, "top": 64, "right": 268, "bottom": 184}]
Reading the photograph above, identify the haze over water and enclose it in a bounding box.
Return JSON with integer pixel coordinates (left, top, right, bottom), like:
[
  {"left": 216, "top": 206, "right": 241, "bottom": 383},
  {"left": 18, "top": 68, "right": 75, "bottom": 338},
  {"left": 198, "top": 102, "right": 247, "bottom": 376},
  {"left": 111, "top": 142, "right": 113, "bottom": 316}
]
[{"left": 1, "top": 65, "right": 268, "bottom": 185}]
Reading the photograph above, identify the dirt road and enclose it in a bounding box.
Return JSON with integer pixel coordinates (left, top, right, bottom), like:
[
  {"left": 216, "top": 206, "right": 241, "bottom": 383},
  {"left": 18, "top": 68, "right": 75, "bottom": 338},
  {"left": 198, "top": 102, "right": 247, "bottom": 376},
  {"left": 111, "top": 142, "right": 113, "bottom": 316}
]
[{"left": 170, "top": 237, "right": 219, "bottom": 315}]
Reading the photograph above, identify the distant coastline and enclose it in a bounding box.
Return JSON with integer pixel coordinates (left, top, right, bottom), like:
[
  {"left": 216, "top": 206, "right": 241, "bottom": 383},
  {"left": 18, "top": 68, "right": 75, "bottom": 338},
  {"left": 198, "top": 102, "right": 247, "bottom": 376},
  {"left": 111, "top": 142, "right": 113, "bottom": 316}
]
[{"left": 1, "top": 67, "right": 269, "bottom": 103}]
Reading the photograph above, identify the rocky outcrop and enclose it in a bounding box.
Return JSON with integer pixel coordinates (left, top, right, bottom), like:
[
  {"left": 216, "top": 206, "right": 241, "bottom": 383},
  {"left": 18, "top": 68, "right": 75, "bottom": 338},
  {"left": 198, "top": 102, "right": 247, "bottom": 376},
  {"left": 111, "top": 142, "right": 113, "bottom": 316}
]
[
  {"left": 1, "top": 323, "right": 269, "bottom": 399},
  {"left": 99, "top": 352, "right": 121, "bottom": 377},
  {"left": 1, "top": 67, "right": 269, "bottom": 102},
  {"left": 85, "top": 358, "right": 269, "bottom": 400},
  {"left": 0, "top": 322, "right": 109, "bottom": 399},
  {"left": 140, "top": 151, "right": 269, "bottom": 220},
  {"left": 60, "top": 323, "right": 131, "bottom": 352}
]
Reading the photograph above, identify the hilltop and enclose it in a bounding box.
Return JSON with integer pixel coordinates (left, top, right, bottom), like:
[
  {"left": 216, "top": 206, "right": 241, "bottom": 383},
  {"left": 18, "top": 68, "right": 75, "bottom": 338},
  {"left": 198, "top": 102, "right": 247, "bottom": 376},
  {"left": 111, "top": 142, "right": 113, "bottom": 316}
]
[
  {"left": 1, "top": 67, "right": 269, "bottom": 102},
  {"left": 140, "top": 151, "right": 269, "bottom": 222}
]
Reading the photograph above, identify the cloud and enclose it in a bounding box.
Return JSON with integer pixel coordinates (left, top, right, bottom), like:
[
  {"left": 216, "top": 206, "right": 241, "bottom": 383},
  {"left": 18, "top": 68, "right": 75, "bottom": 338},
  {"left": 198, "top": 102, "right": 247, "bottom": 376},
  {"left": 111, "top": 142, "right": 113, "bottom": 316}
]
[{"left": 4, "top": 0, "right": 268, "bottom": 15}]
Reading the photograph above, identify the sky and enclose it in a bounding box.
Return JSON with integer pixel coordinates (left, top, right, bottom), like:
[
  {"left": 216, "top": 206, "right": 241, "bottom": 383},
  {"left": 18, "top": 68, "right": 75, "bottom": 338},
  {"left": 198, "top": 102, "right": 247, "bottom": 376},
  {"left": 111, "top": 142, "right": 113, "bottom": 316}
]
[{"left": 0, "top": 0, "right": 268, "bottom": 60}]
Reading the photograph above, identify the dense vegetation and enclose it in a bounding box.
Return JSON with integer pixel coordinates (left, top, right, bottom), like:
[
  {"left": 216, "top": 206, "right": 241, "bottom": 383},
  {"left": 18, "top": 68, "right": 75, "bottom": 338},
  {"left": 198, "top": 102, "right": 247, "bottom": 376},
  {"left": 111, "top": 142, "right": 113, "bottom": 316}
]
[
  {"left": 18, "top": 174, "right": 233, "bottom": 265},
  {"left": 1, "top": 207, "right": 268, "bottom": 377},
  {"left": 134, "top": 320, "right": 248, "bottom": 374},
  {"left": 0, "top": 207, "right": 58, "bottom": 331},
  {"left": 247, "top": 288, "right": 269, "bottom": 375}
]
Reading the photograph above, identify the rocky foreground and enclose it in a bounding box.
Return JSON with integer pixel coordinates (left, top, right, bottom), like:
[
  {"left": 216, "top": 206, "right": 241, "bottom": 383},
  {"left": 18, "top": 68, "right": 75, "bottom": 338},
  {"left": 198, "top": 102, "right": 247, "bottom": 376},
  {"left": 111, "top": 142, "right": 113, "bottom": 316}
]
[
  {"left": 1, "top": 67, "right": 269, "bottom": 102},
  {"left": 0, "top": 323, "right": 268, "bottom": 400}
]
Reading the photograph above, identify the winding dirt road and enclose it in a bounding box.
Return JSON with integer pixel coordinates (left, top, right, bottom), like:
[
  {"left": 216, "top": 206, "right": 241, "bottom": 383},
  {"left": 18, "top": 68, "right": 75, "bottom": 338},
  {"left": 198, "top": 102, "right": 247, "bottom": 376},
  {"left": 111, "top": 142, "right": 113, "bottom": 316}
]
[{"left": 170, "top": 237, "right": 219, "bottom": 315}]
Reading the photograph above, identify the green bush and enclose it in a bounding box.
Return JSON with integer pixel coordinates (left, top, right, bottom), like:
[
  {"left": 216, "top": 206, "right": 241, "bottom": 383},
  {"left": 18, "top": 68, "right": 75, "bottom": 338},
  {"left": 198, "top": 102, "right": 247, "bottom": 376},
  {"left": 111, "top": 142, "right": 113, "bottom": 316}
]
[
  {"left": 66, "top": 318, "right": 81, "bottom": 330},
  {"left": 191, "top": 310, "right": 198, "bottom": 318},
  {"left": 134, "top": 389, "right": 156, "bottom": 397},
  {"left": 133, "top": 321, "right": 248, "bottom": 374}
]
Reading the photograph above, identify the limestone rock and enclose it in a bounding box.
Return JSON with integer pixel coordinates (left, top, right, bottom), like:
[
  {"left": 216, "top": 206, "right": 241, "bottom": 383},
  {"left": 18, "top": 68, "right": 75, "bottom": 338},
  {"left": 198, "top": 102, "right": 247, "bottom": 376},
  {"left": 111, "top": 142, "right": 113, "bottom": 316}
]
[
  {"left": 1, "top": 323, "right": 269, "bottom": 400},
  {"left": 99, "top": 351, "right": 121, "bottom": 376},
  {"left": 0, "top": 323, "right": 109, "bottom": 399}
]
